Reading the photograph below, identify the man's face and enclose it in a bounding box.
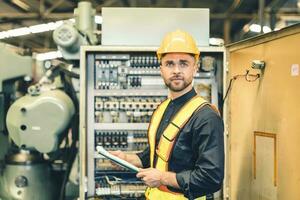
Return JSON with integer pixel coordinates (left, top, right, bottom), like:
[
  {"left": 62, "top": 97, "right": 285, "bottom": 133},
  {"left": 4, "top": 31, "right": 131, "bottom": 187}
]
[{"left": 160, "top": 53, "right": 197, "bottom": 92}]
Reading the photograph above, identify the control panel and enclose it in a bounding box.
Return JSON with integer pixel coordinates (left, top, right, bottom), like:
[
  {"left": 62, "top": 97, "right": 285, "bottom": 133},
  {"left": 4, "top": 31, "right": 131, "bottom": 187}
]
[
  {"left": 94, "top": 96, "right": 165, "bottom": 123},
  {"left": 80, "top": 46, "right": 225, "bottom": 199}
]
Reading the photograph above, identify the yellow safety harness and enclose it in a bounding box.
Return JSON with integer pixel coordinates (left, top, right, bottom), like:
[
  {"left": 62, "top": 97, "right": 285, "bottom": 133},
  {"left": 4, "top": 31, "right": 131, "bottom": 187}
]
[{"left": 145, "top": 96, "right": 209, "bottom": 200}]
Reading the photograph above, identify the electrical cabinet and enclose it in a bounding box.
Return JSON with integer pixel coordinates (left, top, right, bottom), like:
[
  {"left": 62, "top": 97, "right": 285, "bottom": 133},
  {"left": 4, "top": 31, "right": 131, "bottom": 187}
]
[{"left": 80, "top": 46, "right": 225, "bottom": 199}]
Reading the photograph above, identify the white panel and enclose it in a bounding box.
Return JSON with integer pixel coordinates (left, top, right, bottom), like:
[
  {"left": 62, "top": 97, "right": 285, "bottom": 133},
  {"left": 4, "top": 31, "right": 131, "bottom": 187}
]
[
  {"left": 102, "top": 8, "right": 209, "bottom": 46},
  {"left": 94, "top": 123, "right": 148, "bottom": 130},
  {"left": 141, "top": 76, "right": 164, "bottom": 86},
  {"left": 252, "top": 136, "right": 277, "bottom": 200}
]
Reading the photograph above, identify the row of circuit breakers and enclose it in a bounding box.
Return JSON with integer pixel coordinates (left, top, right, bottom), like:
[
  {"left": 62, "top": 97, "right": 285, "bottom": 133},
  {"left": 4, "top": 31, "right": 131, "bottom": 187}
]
[
  {"left": 95, "top": 54, "right": 217, "bottom": 90},
  {"left": 83, "top": 48, "right": 224, "bottom": 199}
]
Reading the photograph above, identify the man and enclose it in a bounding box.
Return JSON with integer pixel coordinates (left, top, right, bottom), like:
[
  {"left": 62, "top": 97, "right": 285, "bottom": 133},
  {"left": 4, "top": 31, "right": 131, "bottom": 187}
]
[{"left": 111, "top": 30, "right": 224, "bottom": 200}]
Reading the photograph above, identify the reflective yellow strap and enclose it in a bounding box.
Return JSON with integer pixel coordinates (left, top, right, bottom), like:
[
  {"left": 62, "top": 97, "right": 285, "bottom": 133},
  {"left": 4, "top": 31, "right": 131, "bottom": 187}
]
[
  {"left": 147, "top": 96, "right": 212, "bottom": 200},
  {"left": 155, "top": 124, "right": 178, "bottom": 162},
  {"left": 156, "top": 156, "right": 168, "bottom": 171},
  {"left": 148, "top": 98, "right": 171, "bottom": 168},
  {"left": 156, "top": 96, "right": 208, "bottom": 166},
  {"left": 171, "top": 96, "right": 208, "bottom": 129}
]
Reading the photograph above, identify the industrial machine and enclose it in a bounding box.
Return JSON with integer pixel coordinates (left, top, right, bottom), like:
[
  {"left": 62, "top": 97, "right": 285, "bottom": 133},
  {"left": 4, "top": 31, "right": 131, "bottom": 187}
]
[
  {"left": 53, "top": 1, "right": 98, "bottom": 60},
  {"left": 0, "top": 2, "right": 99, "bottom": 199},
  {"left": 0, "top": 2, "right": 98, "bottom": 199},
  {"left": 0, "top": 59, "right": 79, "bottom": 200},
  {"left": 0, "top": 42, "right": 32, "bottom": 160}
]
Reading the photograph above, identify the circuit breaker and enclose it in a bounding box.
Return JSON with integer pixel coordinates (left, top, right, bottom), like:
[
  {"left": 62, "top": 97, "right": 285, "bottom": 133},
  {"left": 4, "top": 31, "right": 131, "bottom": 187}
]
[{"left": 80, "top": 46, "right": 225, "bottom": 199}]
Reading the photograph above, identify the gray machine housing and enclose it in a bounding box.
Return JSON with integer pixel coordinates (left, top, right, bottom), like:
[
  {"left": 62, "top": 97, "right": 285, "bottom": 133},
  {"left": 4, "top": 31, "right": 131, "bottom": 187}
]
[{"left": 6, "top": 89, "right": 75, "bottom": 153}]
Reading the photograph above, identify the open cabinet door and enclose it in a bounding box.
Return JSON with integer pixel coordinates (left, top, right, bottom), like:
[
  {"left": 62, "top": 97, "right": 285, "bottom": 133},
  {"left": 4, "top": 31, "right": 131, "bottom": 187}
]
[{"left": 225, "top": 24, "right": 300, "bottom": 200}]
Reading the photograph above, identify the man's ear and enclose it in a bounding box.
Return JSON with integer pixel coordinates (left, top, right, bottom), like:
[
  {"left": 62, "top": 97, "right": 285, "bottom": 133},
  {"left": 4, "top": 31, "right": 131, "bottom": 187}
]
[
  {"left": 160, "top": 65, "right": 162, "bottom": 76},
  {"left": 193, "top": 61, "right": 198, "bottom": 76}
]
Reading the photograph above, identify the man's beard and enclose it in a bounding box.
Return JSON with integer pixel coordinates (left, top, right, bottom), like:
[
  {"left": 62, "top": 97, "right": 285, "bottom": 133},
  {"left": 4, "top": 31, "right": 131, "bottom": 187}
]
[{"left": 164, "top": 76, "right": 192, "bottom": 92}]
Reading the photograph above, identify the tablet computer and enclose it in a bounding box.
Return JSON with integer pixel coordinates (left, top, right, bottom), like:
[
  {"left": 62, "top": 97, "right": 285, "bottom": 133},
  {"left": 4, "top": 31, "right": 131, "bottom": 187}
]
[{"left": 96, "top": 146, "right": 139, "bottom": 173}]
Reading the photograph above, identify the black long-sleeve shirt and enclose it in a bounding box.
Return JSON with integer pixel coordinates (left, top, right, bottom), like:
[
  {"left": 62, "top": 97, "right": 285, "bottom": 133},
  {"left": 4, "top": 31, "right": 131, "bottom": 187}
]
[{"left": 137, "top": 88, "right": 224, "bottom": 199}]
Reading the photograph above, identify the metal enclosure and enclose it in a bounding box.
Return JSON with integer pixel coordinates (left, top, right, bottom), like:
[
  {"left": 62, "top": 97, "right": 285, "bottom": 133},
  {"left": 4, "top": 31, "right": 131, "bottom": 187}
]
[
  {"left": 0, "top": 156, "right": 56, "bottom": 200},
  {"left": 0, "top": 42, "right": 32, "bottom": 160},
  {"left": 6, "top": 90, "right": 75, "bottom": 153},
  {"left": 80, "top": 46, "right": 225, "bottom": 199},
  {"left": 0, "top": 43, "right": 32, "bottom": 92},
  {"left": 225, "top": 24, "right": 300, "bottom": 200},
  {"left": 101, "top": 8, "right": 209, "bottom": 46}
]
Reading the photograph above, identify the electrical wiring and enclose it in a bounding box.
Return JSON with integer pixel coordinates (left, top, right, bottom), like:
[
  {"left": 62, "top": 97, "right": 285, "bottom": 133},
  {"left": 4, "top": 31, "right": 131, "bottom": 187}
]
[
  {"left": 223, "top": 70, "right": 260, "bottom": 103},
  {"left": 58, "top": 71, "right": 80, "bottom": 200}
]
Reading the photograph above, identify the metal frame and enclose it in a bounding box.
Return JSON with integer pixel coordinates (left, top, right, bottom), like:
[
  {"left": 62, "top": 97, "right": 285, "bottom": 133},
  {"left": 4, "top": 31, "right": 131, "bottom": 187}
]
[{"left": 80, "top": 45, "right": 226, "bottom": 200}]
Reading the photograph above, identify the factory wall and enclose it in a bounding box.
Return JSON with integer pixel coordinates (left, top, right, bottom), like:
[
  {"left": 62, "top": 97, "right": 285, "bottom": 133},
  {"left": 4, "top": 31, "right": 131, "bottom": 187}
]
[{"left": 226, "top": 24, "right": 300, "bottom": 200}]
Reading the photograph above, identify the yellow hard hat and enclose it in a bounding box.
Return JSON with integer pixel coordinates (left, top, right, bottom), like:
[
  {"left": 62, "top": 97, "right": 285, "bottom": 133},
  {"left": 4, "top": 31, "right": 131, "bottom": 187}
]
[{"left": 157, "top": 29, "right": 200, "bottom": 61}]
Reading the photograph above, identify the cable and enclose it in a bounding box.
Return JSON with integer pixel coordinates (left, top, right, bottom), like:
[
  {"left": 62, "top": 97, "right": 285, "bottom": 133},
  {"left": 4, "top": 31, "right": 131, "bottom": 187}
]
[
  {"left": 78, "top": 30, "right": 93, "bottom": 45},
  {"left": 223, "top": 77, "right": 235, "bottom": 103},
  {"left": 223, "top": 70, "right": 260, "bottom": 103},
  {"left": 58, "top": 72, "right": 79, "bottom": 200},
  {"left": 58, "top": 138, "right": 78, "bottom": 200},
  {"left": 57, "top": 63, "right": 80, "bottom": 79}
]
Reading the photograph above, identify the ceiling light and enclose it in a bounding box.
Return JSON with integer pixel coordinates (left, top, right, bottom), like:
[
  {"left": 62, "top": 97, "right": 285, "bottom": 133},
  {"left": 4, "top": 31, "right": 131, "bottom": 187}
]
[
  {"left": 29, "top": 24, "right": 51, "bottom": 33},
  {"left": 249, "top": 24, "right": 261, "bottom": 33},
  {"left": 11, "top": 0, "right": 30, "bottom": 11},
  {"left": 209, "top": 38, "right": 224, "bottom": 46},
  {"left": 274, "top": 27, "right": 281, "bottom": 31},
  {"left": 51, "top": 21, "right": 64, "bottom": 30},
  {"left": 249, "top": 24, "right": 272, "bottom": 33},
  {"left": 263, "top": 26, "right": 272, "bottom": 33},
  {"left": 0, "top": 32, "right": 10, "bottom": 39},
  {"left": 36, "top": 51, "right": 63, "bottom": 61},
  {"left": 0, "top": 17, "right": 101, "bottom": 40},
  {"left": 7, "top": 27, "right": 31, "bottom": 37}
]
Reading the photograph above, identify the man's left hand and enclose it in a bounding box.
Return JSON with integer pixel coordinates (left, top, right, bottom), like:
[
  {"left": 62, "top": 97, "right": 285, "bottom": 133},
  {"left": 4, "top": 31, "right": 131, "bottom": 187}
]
[{"left": 136, "top": 168, "right": 163, "bottom": 188}]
